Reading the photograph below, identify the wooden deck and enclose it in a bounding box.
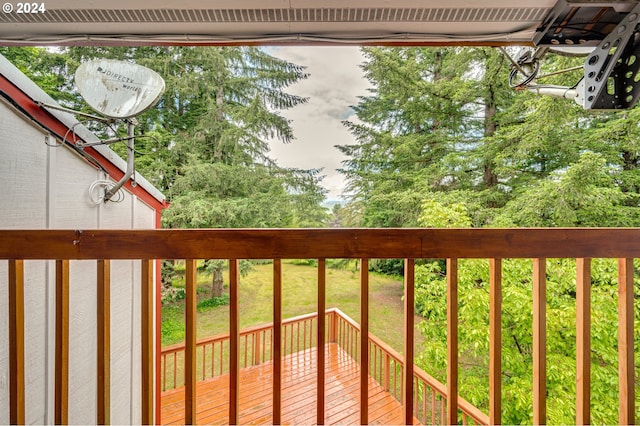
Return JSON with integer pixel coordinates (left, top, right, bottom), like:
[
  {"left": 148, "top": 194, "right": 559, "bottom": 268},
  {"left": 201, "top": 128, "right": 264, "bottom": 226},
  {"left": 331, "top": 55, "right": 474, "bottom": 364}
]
[{"left": 161, "top": 343, "right": 419, "bottom": 425}]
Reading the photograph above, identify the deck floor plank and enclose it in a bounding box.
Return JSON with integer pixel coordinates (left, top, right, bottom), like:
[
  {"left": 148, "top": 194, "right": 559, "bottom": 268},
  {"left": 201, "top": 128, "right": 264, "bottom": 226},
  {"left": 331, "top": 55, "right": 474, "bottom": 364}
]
[{"left": 161, "top": 343, "right": 418, "bottom": 425}]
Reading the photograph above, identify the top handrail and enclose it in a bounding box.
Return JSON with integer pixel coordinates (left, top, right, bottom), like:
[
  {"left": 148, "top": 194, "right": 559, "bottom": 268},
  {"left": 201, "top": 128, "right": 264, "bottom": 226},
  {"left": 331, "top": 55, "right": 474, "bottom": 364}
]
[
  {"left": 161, "top": 310, "right": 321, "bottom": 355},
  {"left": 1, "top": 228, "right": 640, "bottom": 260}
]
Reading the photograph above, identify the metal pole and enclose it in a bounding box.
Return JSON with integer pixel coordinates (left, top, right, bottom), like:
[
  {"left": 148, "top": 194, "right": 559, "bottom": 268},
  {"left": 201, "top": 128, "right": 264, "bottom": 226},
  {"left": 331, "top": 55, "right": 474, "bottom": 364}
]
[{"left": 104, "top": 119, "right": 135, "bottom": 202}]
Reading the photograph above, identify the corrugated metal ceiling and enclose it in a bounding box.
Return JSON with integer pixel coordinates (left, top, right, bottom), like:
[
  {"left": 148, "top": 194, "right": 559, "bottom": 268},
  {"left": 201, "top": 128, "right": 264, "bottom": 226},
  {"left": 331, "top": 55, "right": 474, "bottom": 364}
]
[{"left": 0, "top": 1, "right": 637, "bottom": 46}]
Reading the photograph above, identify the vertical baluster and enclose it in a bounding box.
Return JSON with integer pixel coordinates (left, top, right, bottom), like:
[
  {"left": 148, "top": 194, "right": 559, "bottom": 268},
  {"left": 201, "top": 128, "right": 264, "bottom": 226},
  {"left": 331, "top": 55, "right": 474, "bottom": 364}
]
[
  {"left": 55, "top": 260, "right": 70, "bottom": 425},
  {"left": 384, "top": 353, "right": 390, "bottom": 391},
  {"left": 244, "top": 334, "right": 249, "bottom": 368},
  {"left": 447, "top": 258, "right": 459, "bottom": 425},
  {"left": 422, "top": 382, "right": 427, "bottom": 425},
  {"left": 533, "top": 258, "right": 547, "bottom": 425},
  {"left": 394, "top": 362, "right": 398, "bottom": 399},
  {"left": 283, "top": 324, "right": 287, "bottom": 357},
  {"left": 9, "top": 259, "right": 25, "bottom": 425},
  {"left": 576, "top": 258, "right": 591, "bottom": 425},
  {"left": 141, "top": 259, "right": 154, "bottom": 425},
  {"left": 370, "top": 344, "right": 375, "bottom": 379},
  {"left": 229, "top": 259, "right": 240, "bottom": 425},
  {"left": 211, "top": 341, "right": 218, "bottom": 377},
  {"left": 98, "top": 260, "right": 111, "bottom": 425},
  {"left": 201, "top": 344, "right": 205, "bottom": 380},
  {"left": 329, "top": 310, "right": 337, "bottom": 343},
  {"left": 413, "top": 376, "right": 418, "bottom": 420},
  {"left": 172, "top": 353, "right": 177, "bottom": 389},
  {"left": 346, "top": 321, "right": 349, "bottom": 358},
  {"left": 489, "top": 259, "right": 501, "bottom": 425},
  {"left": 317, "top": 259, "right": 326, "bottom": 425},
  {"left": 618, "top": 258, "right": 635, "bottom": 425},
  {"left": 254, "top": 332, "right": 261, "bottom": 366},
  {"left": 431, "top": 389, "right": 436, "bottom": 425},
  {"left": 440, "top": 396, "right": 445, "bottom": 425},
  {"left": 341, "top": 317, "right": 344, "bottom": 357},
  {"left": 219, "top": 342, "right": 224, "bottom": 376},
  {"left": 360, "top": 259, "right": 369, "bottom": 425},
  {"left": 162, "top": 356, "right": 166, "bottom": 392},
  {"left": 273, "top": 259, "right": 282, "bottom": 425},
  {"left": 185, "top": 259, "right": 197, "bottom": 425},
  {"left": 400, "top": 363, "right": 404, "bottom": 402},
  {"left": 403, "top": 259, "right": 415, "bottom": 424},
  {"left": 376, "top": 348, "right": 384, "bottom": 387},
  {"left": 303, "top": 318, "right": 307, "bottom": 353}
]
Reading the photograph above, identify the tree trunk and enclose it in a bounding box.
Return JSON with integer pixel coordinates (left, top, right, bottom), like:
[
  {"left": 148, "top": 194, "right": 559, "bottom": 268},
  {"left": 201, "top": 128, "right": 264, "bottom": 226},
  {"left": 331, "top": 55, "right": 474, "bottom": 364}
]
[
  {"left": 211, "top": 266, "right": 224, "bottom": 298},
  {"left": 483, "top": 84, "right": 499, "bottom": 189},
  {"left": 161, "top": 259, "right": 175, "bottom": 289}
]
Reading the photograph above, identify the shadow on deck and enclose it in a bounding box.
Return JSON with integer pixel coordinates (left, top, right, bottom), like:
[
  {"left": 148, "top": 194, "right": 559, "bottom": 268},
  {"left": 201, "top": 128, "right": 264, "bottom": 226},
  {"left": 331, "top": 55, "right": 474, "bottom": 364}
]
[{"left": 161, "top": 343, "right": 419, "bottom": 425}]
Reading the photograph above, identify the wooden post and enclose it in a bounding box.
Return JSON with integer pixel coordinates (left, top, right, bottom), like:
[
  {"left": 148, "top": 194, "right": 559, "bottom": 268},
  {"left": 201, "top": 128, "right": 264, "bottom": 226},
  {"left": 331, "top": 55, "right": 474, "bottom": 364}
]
[
  {"left": 360, "top": 259, "right": 369, "bottom": 425},
  {"left": 228, "top": 259, "right": 240, "bottom": 425},
  {"left": 489, "top": 259, "right": 501, "bottom": 425},
  {"left": 618, "top": 258, "right": 634, "bottom": 425},
  {"left": 317, "top": 259, "right": 326, "bottom": 425},
  {"left": 576, "top": 258, "right": 591, "bottom": 425},
  {"left": 273, "top": 259, "right": 282, "bottom": 425},
  {"left": 55, "top": 260, "right": 70, "bottom": 425},
  {"left": 185, "top": 260, "right": 197, "bottom": 425},
  {"left": 447, "top": 258, "right": 459, "bottom": 425},
  {"left": 141, "top": 259, "right": 154, "bottom": 425},
  {"left": 403, "top": 259, "right": 415, "bottom": 425},
  {"left": 97, "top": 260, "right": 111, "bottom": 425},
  {"left": 329, "top": 310, "right": 337, "bottom": 343},
  {"left": 9, "top": 260, "right": 25, "bottom": 425},
  {"left": 533, "top": 259, "right": 546, "bottom": 425}
]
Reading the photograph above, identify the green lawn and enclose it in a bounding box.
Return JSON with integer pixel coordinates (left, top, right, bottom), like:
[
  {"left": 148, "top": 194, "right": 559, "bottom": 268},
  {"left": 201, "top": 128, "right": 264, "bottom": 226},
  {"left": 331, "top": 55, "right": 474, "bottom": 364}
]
[{"left": 162, "top": 261, "right": 425, "bottom": 354}]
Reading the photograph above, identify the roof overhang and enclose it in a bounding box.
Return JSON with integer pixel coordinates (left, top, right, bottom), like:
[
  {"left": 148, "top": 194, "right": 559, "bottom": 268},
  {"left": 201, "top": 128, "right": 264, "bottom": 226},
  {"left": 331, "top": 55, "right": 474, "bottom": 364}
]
[{"left": 0, "top": 0, "right": 576, "bottom": 47}]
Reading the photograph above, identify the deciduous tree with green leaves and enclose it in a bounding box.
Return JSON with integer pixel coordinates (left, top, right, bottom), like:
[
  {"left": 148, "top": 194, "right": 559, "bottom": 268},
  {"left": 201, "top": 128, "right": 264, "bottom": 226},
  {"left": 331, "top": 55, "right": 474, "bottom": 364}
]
[{"left": 340, "top": 45, "right": 640, "bottom": 423}]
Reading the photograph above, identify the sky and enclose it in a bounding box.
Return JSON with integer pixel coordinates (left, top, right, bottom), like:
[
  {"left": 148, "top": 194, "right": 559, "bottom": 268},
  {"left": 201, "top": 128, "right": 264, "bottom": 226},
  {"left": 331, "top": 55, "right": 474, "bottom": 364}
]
[{"left": 264, "top": 46, "right": 371, "bottom": 201}]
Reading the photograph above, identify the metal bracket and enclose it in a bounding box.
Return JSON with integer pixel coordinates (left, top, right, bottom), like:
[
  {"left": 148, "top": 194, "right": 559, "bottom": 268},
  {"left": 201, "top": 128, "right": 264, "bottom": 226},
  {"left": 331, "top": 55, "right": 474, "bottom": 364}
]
[{"left": 583, "top": 3, "right": 640, "bottom": 109}]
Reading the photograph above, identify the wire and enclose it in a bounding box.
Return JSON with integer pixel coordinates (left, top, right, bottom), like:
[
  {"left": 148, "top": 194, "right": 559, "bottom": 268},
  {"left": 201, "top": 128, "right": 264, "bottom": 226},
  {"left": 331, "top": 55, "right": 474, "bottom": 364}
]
[
  {"left": 63, "top": 122, "right": 82, "bottom": 145},
  {"left": 88, "top": 179, "right": 126, "bottom": 204},
  {"left": 44, "top": 133, "right": 63, "bottom": 147},
  {"left": 0, "top": 26, "right": 538, "bottom": 45}
]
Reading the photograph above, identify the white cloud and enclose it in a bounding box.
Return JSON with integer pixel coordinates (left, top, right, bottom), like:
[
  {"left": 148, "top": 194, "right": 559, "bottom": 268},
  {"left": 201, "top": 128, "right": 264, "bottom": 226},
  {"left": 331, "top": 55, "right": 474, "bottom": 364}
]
[{"left": 265, "top": 46, "right": 370, "bottom": 200}]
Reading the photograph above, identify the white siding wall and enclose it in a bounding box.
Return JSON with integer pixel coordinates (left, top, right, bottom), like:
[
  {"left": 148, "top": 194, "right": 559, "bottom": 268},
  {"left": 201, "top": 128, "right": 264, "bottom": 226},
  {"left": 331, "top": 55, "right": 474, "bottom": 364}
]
[{"left": 0, "top": 98, "right": 159, "bottom": 425}]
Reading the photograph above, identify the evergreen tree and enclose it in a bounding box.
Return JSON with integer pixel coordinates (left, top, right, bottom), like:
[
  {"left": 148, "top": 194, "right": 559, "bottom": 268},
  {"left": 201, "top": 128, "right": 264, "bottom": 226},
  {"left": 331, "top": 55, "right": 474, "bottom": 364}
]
[{"left": 2, "top": 46, "right": 329, "bottom": 296}]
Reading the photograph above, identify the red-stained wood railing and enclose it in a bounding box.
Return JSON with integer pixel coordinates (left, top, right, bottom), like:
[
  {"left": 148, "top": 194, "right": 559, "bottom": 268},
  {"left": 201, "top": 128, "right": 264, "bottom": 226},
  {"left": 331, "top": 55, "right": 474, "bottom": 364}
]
[
  {"left": 160, "top": 311, "right": 322, "bottom": 391},
  {"left": 159, "top": 306, "right": 488, "bottom": 425},
  {"left": 1, "top": 228, "right": 638, "bottom": 425},
  {"left": 333, "top": 308, "right": 488, "bottom": 425},
  {"left": 8, "top": 259, "right": 25, "bottom": 425}
]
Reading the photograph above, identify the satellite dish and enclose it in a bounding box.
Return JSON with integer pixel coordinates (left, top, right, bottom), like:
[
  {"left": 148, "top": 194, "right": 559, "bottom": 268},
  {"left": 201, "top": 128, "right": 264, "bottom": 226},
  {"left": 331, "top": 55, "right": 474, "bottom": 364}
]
[{"left": 75, "top": 59, "right": 165, "bottom": 119}]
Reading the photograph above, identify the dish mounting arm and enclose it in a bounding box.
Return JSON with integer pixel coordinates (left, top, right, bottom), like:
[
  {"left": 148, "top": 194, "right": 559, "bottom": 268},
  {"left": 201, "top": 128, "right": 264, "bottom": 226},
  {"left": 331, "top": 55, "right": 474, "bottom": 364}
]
[
  {"left": 582, "top": 4, "right": 640, "bottom": 110},
  {"left": 508, "top": 2, "right": 640, "bottom": 110},
  {"left": 104, "top": 119, "right": 136, "bottom": 203}
]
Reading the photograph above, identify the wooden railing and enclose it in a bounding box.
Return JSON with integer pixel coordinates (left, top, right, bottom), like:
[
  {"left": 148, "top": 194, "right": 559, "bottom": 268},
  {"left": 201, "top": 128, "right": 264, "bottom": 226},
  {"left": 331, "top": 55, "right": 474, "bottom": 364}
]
[
  {"left": 160, "top": 312, "right": 321, "bottom": 391},
  {"left": 333, "top": 309, "right": 488, "bottom": 425},
  {"left": 1, "top": 228, "right": 638, "bottom": 425},
  {"left": 160, "top": 308, "right": 487, "bottom": 424}
]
